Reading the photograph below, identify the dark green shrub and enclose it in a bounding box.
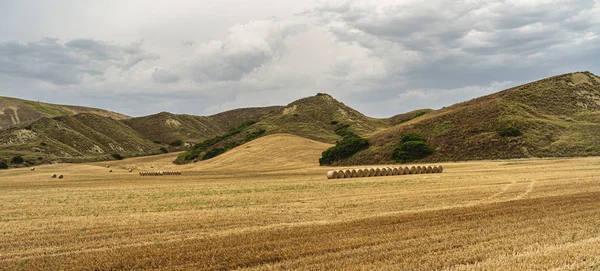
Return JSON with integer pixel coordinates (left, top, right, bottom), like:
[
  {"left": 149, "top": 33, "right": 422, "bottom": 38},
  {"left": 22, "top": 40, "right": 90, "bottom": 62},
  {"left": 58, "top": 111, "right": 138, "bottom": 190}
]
[
  {"left": 10, "top": 156, "right": 24, "bottom": 164},
  {"left": 0, "top": 161, "right": 8, "bottom": 169},
  {"left": 159, "top": 147, "right": 169, "bottom": 153},
  {"left": 498, "top": 126, "right": 522, "bottom": 137},
  {"left": 39, "top": 142, "right": 47, "bottom": 146},
  {"left": 111, "top": 154, "right": 124, "bottom": 160},
  {"left": 37, "top": 157, "right": 44, "bottom": 160},
  {"left": 319, "top": 134, "right": 369, "bottom": 165},
  {"left": 400, "top": 133, "right": 426, "bottom": 143},
  {"left": 392, "top": 141, "right": 435, "bottom": 163},
  {"left": 244, "top": 129, "right": 266, "bottom": 142},
  {"left": 224, "top": 141, "right": 241, "bottom": 150},
  {"left": 334, "top": 123, "right": 352, "bottom": 137},
  {"left": 170, "top": 140, "right": 184, "bottom": 147},
  {"left": 153, "top": 140, "right": 162, "bottom": 144},
  {"left": 202, "top": 148, "right": 226, "bottom": 160},
  {"left": 330, "top": 120, "right": 339, "bottom": 125}
]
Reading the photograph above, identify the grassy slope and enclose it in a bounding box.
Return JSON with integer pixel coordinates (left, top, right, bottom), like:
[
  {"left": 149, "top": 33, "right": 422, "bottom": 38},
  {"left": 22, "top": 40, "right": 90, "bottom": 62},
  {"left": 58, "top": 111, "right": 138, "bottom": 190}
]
[
  {"left": 0, "top": 96, "right": 129, "bottom": 130},
  {"left": 256, "top": 94, "right": 391, "bottom": 143},
  {"left": 122, "top": 106, "right": 282, "bottom": 144},
  {"left": 0, "top": 114, "right": 160, "bottom": 164},
  {"left": 174, "top": 94, "right": 394, "bottom": 163},
  {"left": 344, "top": 71, "right": 600, "bottom": 165}
]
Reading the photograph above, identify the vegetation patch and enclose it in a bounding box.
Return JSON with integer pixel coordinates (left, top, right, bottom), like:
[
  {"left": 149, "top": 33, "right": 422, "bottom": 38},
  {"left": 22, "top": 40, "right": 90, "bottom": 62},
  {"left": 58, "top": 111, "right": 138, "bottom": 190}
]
[
  {"left": 169, "top": 140, "right": 184, "bottom": 147},
  {"left": 498, "top": 126, "right": 522, "bottom": 137},
  {"left": 10, "top": 156, "right": 24, "bottom": 164},
  {"left": 392, "top": 133, "right": 435, "bottom": 163},
  {"left": 319, "top": 127, "right": 369, "bottom": 165},
  {"left": 111, "top": 154, "right": 125, "bottom": 160},
  {"left": 176, "top": 120, "right": 264, "bottom": 163},
  {"left": 0, "top": 160, "right": 8, "bottom": 169}
]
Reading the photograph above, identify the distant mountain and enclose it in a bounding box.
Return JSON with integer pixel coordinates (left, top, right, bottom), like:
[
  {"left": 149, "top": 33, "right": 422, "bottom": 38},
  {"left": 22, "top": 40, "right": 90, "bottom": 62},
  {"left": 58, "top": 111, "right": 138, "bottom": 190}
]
[
  {"left": 0, "top": 96, "right": 128, "bottom": 130},
  {"left": 342, "top": 71, "right": 600, "bottom": 165}
]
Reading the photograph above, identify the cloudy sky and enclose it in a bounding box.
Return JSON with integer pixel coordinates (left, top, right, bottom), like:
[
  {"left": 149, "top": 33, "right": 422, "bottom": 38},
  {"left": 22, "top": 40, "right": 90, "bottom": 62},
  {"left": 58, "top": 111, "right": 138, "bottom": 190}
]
[{"left": 1, "top": 0, "right": 599, "bottom": 117}]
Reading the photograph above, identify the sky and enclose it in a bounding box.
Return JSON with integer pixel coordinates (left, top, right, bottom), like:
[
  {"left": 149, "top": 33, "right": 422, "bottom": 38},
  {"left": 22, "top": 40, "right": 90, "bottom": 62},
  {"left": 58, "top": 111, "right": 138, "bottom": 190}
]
[{"left": 0, "top": 0, "right": 599, "bottom": 117}]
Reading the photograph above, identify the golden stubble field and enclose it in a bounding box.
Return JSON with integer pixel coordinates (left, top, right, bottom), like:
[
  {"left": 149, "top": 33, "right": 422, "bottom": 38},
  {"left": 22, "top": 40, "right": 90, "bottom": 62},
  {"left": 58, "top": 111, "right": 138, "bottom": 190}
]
[{"left": 1, "top": 134, "right": 600, "bottom": 270}]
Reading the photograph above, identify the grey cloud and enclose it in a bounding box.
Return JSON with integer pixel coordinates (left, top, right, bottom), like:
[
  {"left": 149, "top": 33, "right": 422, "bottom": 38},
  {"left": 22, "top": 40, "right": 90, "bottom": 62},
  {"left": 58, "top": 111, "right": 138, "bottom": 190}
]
[
  {"left": 308, "top": 0, "right": 600, "bottom": 104},
  {"left": 0, "top": 38, "right": 157, "bottom": 85},
  {"left": 185, "top": 20, "right": 304, "bottom": 82},
  {"left": 152, "top": 67, "right": 180, "bottom": 84}
]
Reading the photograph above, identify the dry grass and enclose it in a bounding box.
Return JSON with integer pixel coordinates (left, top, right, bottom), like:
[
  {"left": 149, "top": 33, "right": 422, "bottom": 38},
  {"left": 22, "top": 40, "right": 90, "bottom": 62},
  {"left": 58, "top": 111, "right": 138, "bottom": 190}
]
[{"left": 1, "top": 134, "right": 600, "bottom": 270}]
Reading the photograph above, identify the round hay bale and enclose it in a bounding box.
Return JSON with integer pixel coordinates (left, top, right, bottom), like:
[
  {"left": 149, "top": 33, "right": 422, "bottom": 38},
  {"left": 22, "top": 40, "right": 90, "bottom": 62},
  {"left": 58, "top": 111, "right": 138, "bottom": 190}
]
[
  {"left": 426, "top": 166, "right": 433, "bottom": 173},
  {"left": 128, "top": 169, "right": 133, "bottom": 172},
  {"left": 403, "top": 167, "right": 410, "bottom": 175},
  {"left": 344, "top": 169, "right": 352, "bottom": 178},
  {"left": 109, "top": 169, "right": 113, "bottom": 173},
  {"left": 31, "top": 167, "right": 35, "bottom": 171},
  {"left": 57, "top": 174, "right": 63, "bottom": 179},
  {"left": 336, "top": 170, "right": 345, "bottom": 178},
  {"left": 327, "top": 170, "right": 337, "bottom": 179},
  {"left": 386, "top": 167, "right": 394, "bottom": 176},
  {"left": 106, "top": 165, "right": 110, "bottom": 168},
  {"left": 367, "top": 168, "right": 375, "bottom": 177},
  {"left": 410, "top": 166, "right": 417, "bottom": 174},
  {"left": 379, "top": 168, "right": 387, "bottom": 176},
  {"left": 416, "top": 166, "right": 423, "bottom": 174},
  {"left": 51, "top": 173, "right": 57, "bottom": 178},
  {"left": 438, "top": 165, "right": 444, "bottom": 173},
  {"left": 374, "top": 168, "right": 382, "bottom": 176},
  {"left": 392, "top": 167, "right": 400, "bottom": 175},
  {"left": 350, "top": 169, "right": 358, "bottom": 178},
  {"left": 356, "top": 169, "right": 364, "bottom": 177}
]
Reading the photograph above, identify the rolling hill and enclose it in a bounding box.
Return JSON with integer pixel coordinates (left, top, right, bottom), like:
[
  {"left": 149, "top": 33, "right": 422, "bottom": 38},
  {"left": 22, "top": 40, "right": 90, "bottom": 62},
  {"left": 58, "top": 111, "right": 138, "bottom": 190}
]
[
  {"left": 0, "top": 96, "right": 129, "bottom": 130},
  {"left": 122, "top": 106, "right": 282, "bottom": 144},
  {"left": 342, "top": 71, "right": 600, "bottom": 165},
  {"left": 0, "top": 113, "right": 160, "bottom": 164},
  {"left": 2, "top": 71, "right": 600, "bottom": 167}
]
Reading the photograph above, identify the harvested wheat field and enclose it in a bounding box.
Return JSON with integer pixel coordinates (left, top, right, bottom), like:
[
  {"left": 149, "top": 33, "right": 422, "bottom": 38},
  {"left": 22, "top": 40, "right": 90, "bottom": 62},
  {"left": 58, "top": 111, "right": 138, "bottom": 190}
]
[{"left": 1, "top": 134, "right": 600, "bottom": 270}]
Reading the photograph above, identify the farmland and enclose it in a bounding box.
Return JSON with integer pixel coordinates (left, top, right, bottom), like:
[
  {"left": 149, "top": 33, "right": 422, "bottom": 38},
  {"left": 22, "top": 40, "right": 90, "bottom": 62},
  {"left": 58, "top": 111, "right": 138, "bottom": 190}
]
[{"left": 1, "top": 134, "right": 600, "bottom": 270}]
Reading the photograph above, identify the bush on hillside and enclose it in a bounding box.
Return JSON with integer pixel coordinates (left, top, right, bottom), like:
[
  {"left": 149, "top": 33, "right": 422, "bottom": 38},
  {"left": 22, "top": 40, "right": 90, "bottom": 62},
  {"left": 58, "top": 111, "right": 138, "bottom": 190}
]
[
  {"left": 202, "top": 148, "right": 226, "bottom": 160},
  {"left": 159, "top": 147, "right": 169, "bottom": 153},
  {"left": 10, "top": 156, "right": 24, "bottom": 164},
  {"left": 0, "top": 161, "right": 8, "bottom": 169},
  {"left": 170, "top": 139, "right": 184, "bottom": 147},
  {"left": 330, "top": 120, "right": 339, "bottom": 125},
  {"left": 334, "top": 123, "right": 352, "bottom": 137},
  {"left": 400, "top": 133, "right": 426, "bottom": 143},
  {"left": 319, "top": 133, "right": 369, "bottom": 165},
  {"left": 393, "top": 141, "right": 435, "bottom": 163},
  {"left": 111, "top": 154, "right": 125, "bottom": 160},
  {"left": 393, "top": 133, "right": 434, "bottom": 163},
  {"left": 498, "top": 126, "right": 522, "bottom": 137}
]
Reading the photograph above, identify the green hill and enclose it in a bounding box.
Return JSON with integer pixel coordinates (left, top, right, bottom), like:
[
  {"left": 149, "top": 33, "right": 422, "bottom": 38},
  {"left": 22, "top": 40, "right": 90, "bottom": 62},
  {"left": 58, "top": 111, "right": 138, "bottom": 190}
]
[
  {"left": 0, "top": 114, "right": 160, "bottom": 164},
  {"left": 3, "top": 71, "right": 600, "bottom": 167},
  {"left": 122, "top": 107, "right": 282, "bottom": 144},
  {"left": 0, "top": 96, "right": 129, "bottom": 130},
  {"left": 340, "top": 71, "right": 600, "bottom": 165}
]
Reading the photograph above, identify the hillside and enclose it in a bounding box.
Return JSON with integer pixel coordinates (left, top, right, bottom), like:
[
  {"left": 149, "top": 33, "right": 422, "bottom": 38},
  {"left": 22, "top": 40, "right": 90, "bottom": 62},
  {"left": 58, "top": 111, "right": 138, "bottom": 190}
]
[
  {"left": 174, "top": 94, "right": 395, "bottom": 163},
  {"left": 341, "top": 71, "right": 600, "bottom": 165},
  {"left": 184, "top": 134, "right": 332, "bottom": 171},
  {"left": 122, "top": 106, "right": 281, "bottom": 144},
  {"left": 0, "top": 113, "right": 161, "bottom": 164},
  {"left": 256, "top": 93, "right": 391, "bottom": 143},
  {"left": 0, "top": 96, "right": 129, "bottom": 130}
]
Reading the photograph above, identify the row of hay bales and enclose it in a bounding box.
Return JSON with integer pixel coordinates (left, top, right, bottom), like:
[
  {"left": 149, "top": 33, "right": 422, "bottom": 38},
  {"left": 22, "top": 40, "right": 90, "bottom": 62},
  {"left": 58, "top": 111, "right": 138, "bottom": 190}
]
[
  {"left": 327, "top": 165, "right": 443, "bottom": 179},
  {"left": 51, "top": 173, "right": 64, "bottom": 179},
  {"left": 139, "top": 171, "right": 182, "bottom": 176}
]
